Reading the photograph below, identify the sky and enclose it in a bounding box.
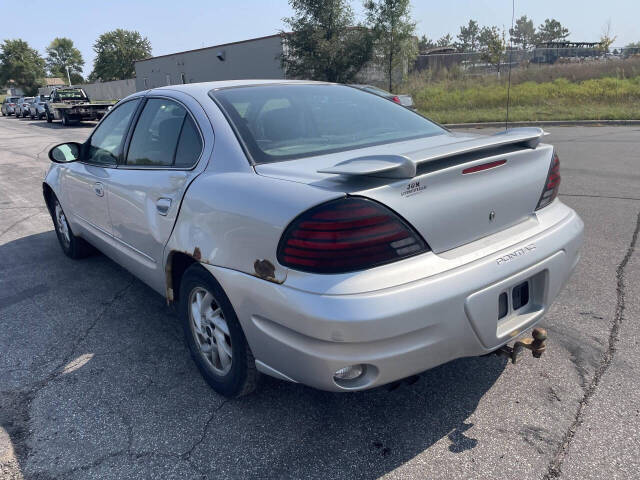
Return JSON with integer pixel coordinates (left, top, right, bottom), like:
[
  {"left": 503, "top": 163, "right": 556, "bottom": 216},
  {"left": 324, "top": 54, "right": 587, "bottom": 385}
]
[{"left": 3, "top": 0, "right": 638, "bottom": 78}]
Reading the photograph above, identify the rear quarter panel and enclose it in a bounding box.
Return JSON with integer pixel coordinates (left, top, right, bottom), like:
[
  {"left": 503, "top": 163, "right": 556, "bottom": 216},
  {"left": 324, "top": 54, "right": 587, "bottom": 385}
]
[{"left": 165, "top": 171, "right": 342, "bottom": 284}]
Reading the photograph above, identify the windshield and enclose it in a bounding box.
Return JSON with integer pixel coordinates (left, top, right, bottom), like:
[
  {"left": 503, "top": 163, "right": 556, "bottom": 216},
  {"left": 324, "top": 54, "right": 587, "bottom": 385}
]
[
  {"left": 210, "top": 84, "right": 444, "bottom": 164},
  {"left": 57, "top": 89, "right": 86, "bottom": 100}
]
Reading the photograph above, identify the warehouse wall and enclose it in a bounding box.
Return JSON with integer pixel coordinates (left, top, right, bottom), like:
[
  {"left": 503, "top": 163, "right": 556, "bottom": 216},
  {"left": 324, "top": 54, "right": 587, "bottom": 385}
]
[{"left": 134, "top": 35, "right": 285, "bottom": 91}]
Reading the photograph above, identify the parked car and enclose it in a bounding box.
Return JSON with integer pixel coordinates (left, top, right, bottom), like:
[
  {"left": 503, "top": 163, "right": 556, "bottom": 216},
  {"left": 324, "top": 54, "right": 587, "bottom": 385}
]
[
  {"left": 350, "top": 84, "right": 415, "bottom": 109},
  {"left": 28, "top": 94, "right": 50, "bottom": 119},
  {"left": 1, "top": 96, "right": 21, "bottom": 116},
  {"left": 15, "top": 97, "right": 35, "bottom": 118},
  {"left": 43, "top": 80, "right": 583, "bottom": 398}
]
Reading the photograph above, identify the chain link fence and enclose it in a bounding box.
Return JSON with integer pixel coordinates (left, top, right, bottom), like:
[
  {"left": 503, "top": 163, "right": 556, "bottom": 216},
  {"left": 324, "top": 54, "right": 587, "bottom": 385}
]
[{"left": 413, "top": 46, "right": 640, "bottom": 79}]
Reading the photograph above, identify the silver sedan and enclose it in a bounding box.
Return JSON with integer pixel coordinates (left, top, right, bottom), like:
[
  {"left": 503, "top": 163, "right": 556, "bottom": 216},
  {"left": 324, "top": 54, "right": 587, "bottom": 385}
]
[
  {"left": 28, "top": 94, "right": 50, "bottom": 119},
  {"left": 43, "top": 80, "right": 583, "bottom": 397}
]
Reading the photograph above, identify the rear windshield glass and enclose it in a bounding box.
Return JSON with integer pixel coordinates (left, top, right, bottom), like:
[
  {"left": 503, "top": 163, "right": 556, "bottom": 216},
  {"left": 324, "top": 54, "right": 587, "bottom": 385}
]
[
  {"left": 57, "top": 89, "right": 86, "bottom": 100},
  {"left": 24, "top": 97, "right": 34, "bottom": 102},
  {"left": 41, "top": 96, "right": 50, "bottom": 101},
  {"left": 210, "top": 84, "right": 443, "bottom": 164},
  {"left": 363, "top": 86, "right": 391, "bottom": 96},
  {"left": 8, "top": 97, "right": 20, "bottom": 102}
]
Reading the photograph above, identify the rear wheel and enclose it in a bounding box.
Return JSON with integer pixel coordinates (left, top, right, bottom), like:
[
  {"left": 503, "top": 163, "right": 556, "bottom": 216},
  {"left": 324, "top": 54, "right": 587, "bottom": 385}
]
[
  {"left": 179, "top": 265, "right": 257, "bottom": 397},
  {"left": 61, "top": 112, "right": 69, "bottom": 126},
  {"left": 46, "top": 110, "right": 53, "bottom": 123},
  {"left": 50, "top": 198, "right": 94, "bottom": 259}
]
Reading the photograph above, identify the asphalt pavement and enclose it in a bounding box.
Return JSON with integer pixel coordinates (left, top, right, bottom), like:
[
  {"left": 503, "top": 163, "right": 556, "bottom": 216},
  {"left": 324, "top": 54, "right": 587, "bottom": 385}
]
[{"left": 0, "top": 116, "right": 639, "bottom": 479}]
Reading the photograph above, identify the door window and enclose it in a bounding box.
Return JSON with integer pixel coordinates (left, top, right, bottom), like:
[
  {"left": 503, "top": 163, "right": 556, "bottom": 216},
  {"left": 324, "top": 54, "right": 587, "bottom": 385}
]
[
  {"left": 126, "top": 98, "right": 202, "bottom": 168},
  {"left": 86, "top": 99, "right": 140, "bottom": 166}
]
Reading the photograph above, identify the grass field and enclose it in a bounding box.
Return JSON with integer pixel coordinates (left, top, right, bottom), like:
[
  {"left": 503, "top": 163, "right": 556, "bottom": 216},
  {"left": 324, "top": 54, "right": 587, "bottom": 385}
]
[{"left": 404, "top": 58, "right": 640, "bottom": 123}]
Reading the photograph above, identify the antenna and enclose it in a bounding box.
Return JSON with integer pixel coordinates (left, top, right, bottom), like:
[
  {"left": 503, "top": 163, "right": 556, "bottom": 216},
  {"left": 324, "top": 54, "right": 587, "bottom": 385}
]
[{"left": 505, "top": 0, "right": 515, "bottom": 130}]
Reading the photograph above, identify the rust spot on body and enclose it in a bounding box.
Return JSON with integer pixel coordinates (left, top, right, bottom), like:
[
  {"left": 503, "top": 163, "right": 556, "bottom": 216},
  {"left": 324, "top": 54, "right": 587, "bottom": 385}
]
[
  {"left": 254, "top": 259, "right": 277, "bottom": 282},
  {"left": 193, "top": 247, "right": 202, "bottom": 261}
]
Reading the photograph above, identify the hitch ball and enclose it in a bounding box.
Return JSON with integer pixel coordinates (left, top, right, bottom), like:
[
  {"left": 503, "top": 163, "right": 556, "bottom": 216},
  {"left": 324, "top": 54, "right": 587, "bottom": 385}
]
[{"left": 530, "top": 327, "right": 547, "bottom": 358}]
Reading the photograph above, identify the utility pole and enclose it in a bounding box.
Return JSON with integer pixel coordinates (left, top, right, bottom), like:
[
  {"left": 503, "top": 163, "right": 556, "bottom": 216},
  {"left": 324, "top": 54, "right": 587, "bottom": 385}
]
[{"left": 66, "top": 66, "right": 72, "bottom": 86}]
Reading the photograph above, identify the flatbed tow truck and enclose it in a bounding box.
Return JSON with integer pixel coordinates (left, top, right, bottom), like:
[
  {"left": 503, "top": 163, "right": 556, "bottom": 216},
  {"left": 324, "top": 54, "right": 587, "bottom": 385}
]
[{"left": 46, "top": 87, "right": 116, "bottom": 126}]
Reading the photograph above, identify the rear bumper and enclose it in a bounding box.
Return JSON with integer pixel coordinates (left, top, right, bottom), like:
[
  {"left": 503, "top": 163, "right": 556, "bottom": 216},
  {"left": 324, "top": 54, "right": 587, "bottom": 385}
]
[{"left": 205, "top": 201, "right": 583, "bottom": 391}]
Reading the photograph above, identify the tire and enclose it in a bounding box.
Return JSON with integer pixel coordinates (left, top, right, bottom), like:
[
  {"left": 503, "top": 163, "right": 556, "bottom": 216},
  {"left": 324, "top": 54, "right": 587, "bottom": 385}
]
[
  {"left": 61, "top": 112, "right": 69, "bottom": 126},
  {"left": 46, "top": 111, "right": 53, "bottom": 123},
  {"left": 50, "top": 197, "right": 94, "bottom": 259},
  {"left": 179, "top": 264, "right": 258, "bottom": 398},
  {"left": 15, "top": 111, "right": 20, "bottom": 118},
  {"left": 30, "top": 112, "right": 35, "bottom": 120}
]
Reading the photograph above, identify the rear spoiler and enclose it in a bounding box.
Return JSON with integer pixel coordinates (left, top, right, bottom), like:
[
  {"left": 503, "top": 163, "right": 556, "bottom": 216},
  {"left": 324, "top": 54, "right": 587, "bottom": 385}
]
[{"left": 317, "top": 127, "right": 547, "bottom": 179}]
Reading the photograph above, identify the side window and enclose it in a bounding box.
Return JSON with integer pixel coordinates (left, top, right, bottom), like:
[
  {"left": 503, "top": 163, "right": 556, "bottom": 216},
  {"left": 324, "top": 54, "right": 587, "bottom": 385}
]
[
  {"left": 86, "top": 99, "right": 140, "bottom": 166},
  {"left": 127, "top": 98, "right": 201, "bottom": 168},
  {"left": 174, "top": 116, "right": 203, "bottom": 167}
]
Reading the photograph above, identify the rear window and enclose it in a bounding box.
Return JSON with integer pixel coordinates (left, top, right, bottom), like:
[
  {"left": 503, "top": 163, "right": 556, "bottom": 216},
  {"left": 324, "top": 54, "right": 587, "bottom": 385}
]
[
  {"left": 363, "top": 86, "right": 391, "bottom": 96},
  {"left": 57, "top": 89, "right": 86, "bottom": 100},
  {"left": 210, "top": 84, "right": 443, "bottom": 164},
  {"left": 24, "top": 97, "right": 34, "bottom": 102}
]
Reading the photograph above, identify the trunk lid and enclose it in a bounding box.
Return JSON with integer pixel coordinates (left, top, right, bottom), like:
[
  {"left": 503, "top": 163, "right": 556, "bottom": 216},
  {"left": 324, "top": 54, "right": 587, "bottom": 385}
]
[{"left": 255, "top": 129, "right": 553, "bottom": 253}]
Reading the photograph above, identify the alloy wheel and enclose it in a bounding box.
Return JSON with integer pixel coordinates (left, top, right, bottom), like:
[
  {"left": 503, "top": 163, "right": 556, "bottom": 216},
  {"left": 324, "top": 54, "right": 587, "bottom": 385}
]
[
  {"left": 188, "top": 287, "right": 233, "bottom": 376},
  {"left": 54, "top": 201, "right": 71, "bottom": 247}
]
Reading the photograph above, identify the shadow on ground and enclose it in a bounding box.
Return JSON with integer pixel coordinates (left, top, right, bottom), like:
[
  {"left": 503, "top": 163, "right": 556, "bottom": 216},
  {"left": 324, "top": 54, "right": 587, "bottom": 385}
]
[{"left": 0, "top": 231, "right": 507, "bottom": 479}]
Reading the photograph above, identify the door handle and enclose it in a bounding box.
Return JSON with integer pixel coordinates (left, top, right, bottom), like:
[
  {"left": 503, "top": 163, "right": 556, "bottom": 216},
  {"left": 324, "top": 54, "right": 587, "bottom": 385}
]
[
  {"left": 156, "top": 197, "right": 172, "bottom": 216},
  {"left": 93, "top": 182, "right": 104, "bottom": 197}
]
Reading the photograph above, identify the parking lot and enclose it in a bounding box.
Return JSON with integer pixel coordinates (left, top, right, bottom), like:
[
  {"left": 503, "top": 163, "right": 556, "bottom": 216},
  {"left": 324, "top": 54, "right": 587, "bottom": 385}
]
[{"left": 0, "top": 116, "right": 638, "bottom": 479}]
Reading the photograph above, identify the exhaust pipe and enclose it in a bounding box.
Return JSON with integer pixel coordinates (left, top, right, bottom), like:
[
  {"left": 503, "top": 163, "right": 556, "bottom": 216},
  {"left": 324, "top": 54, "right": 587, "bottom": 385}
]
[{"left": 495, "top": 327, "right": 547, "bottom": 364}]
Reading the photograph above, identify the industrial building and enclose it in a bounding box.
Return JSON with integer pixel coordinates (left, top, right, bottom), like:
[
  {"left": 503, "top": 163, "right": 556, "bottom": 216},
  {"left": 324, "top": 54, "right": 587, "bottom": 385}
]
[{"left": 133, "top": 34, "right": 286, "bottom": 91}]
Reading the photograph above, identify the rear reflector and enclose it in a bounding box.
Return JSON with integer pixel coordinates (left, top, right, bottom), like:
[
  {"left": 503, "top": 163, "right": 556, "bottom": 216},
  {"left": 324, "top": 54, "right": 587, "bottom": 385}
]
[
  {"left": 462, "top": 159, "right": 506, "bottom": 174},
  {"left": 278, "top": 197, "right": 429, "bottom": 274},
  {"left": 535, "top": 151, "right": 561, "bottom": 210}
]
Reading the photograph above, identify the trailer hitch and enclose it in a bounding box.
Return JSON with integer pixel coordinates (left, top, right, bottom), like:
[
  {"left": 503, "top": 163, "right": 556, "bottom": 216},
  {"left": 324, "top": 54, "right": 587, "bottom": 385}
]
[{"left": 496, "top": 327, "right": 547, "bottom": 364}]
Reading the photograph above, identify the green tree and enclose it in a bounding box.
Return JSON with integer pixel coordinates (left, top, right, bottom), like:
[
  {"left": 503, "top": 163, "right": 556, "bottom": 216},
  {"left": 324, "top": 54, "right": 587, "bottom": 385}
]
[
  {"left": 365, "top": 0, "right": 417, "bottom": 91},
  {"left": 89, "top": 29, "right": 151, "bottom": 81},
  {"left": 478, "top": 26, "right": 505, "bottom": 73},
  {"left": 281, "top": 0, "right": 373, "bottom": 83},
  {"left": 455, "top": 20, "right": 479, "bottom": 52},
  {"left": 418, "top": 35, "right": 435, "bottom": 53},
  {"left": 436, "top": 33, "right": 453, "bottom": 48},
  {"left": 535, "top": 18, "right": 569, "bottom": 44},
  {"left": 599, "top": 19, "right": 617, "bottom": 53},
  {"left": 0, "top": 39, "right": 46, "bottom": 95},
  {"left": 46, "top": 37, "right": 84, "bottom": 82},
  {"left": 509, "top": 15, "right": 536, "bottom": 50}
]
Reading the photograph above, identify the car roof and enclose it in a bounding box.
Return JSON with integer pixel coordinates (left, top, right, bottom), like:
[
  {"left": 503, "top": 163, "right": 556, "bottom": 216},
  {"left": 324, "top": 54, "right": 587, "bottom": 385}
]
[{"left": 148, "top": 79, "right": 332, "bottom": 104}]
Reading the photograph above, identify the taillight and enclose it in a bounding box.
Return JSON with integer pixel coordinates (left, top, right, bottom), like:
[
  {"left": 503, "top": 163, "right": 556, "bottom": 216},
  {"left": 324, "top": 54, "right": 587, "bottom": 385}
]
[
  {"left": 391, "top": 96, "right": 401, "bottom": 104},
  {"left": 535, "top": 151, "right": 561, "bottom": 210},
  {"left": 278, "top": 197, "right": 429, "bottom": 274}
]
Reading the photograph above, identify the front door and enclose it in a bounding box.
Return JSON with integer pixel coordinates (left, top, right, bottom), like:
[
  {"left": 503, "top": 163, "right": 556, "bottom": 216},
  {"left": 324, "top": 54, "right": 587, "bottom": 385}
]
[
  {"left": 106, "top": 96, "right": 205, "bottom": 288},
  {"left": 61, "top": 99, "right": 141, "bottom": 242}
]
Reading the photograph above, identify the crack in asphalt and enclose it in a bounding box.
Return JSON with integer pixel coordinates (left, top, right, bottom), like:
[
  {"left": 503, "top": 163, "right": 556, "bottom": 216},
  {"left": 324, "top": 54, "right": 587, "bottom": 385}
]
[
  {"left": 560, "top": 193, "right": 640, "bottom": 201},
  {"left": 543, "top": 209, "right": 640, "bottom": 479},
  {"left": 0, "top": 212, "right": 45, "bottom": 239},
  {"left": 0, "top": 277, "right": 135, "bottom": 478},
  {"left": 180, "top": 400, "right": 229, "bottom": 459}
]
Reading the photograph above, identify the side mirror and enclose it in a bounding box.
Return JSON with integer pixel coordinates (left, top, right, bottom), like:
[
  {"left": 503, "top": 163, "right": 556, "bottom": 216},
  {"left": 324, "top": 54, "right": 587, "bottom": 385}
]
[{"left": 49, "top": 142, "right": 82, "bottom": 163}]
